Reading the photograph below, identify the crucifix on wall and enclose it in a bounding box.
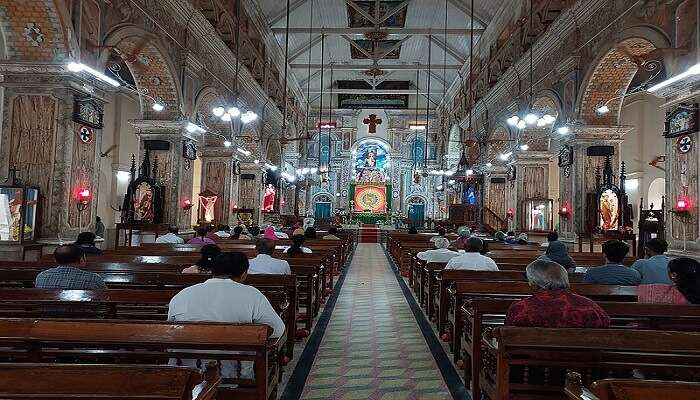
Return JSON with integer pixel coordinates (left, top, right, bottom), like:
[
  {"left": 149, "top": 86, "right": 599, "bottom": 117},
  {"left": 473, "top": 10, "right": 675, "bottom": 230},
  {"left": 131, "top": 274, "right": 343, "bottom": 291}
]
[{"left": 363, "top": 114, "right": 382, "bottom": 134}]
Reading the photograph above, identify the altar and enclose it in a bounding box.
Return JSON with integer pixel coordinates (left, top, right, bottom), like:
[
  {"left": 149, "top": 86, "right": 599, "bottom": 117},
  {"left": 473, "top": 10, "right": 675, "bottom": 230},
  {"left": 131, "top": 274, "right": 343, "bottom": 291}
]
[{"left": 348, "top": 140, "right": 392, "bottom": 224}]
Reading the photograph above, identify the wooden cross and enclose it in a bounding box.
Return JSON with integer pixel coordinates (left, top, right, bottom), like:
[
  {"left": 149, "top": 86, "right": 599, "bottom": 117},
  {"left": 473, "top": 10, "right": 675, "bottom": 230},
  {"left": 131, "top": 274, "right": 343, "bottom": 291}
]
[{"left": 363, "top": 114, "right": 382, "bottom": 134}]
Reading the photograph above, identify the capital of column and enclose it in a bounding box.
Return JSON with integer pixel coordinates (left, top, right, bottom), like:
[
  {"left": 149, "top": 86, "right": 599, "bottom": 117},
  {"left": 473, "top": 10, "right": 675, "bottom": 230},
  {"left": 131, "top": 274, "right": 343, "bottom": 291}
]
[
  {"left": 129, "top": 119, "right": 202, "bottom": 142},
  {"left": 565, "top": 125, "right": 633, "bottom": 143}
]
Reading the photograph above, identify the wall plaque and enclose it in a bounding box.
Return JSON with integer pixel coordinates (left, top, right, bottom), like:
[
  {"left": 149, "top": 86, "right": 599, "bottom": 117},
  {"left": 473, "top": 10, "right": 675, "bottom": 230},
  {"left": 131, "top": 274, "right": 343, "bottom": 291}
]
[
  {"left": 665, "top": 103, "right": 698, "bottom": 138},
  {"left": 72, "top": 97, "right": 104, "bottom": 129}
]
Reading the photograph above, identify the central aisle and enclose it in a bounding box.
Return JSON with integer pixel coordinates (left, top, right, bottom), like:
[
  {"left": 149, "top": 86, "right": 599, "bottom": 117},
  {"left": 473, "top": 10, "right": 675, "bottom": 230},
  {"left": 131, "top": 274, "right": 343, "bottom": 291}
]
[{"left": 299, "top": 243, "right": 453, "bottom": 399}]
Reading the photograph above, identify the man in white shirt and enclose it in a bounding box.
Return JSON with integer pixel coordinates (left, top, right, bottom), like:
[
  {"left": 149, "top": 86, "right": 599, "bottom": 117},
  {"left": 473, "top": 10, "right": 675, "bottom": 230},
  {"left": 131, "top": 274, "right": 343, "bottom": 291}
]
[
  {"left": 249, "top": 239, "right": 291, "bottom": 275},
  {"left": 417, "top": 237, "right": 460, "bottom": 263},
  {"left": 214, "top": 224, "right": 231, "bottom": 238},
  {"left": 168, "top": 251, "right": 285, "bottom": 378},
  {"left": 446, "top": 237, "right": 499, "bottom": 271},
  {"left": 155, "top": 226, "right": 185, "bottom": 244}
]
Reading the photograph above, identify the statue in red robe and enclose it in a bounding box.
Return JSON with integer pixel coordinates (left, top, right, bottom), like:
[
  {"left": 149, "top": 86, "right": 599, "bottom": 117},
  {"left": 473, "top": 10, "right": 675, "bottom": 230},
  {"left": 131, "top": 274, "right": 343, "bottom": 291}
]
[{"left": 262, "top": 184, "right": 276, "bottom": 212}]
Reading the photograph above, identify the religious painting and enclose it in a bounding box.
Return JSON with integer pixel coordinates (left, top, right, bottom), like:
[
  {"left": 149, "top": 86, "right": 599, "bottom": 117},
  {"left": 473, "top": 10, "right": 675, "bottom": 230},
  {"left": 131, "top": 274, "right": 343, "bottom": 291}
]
[
  {"left": 600, "top": 189, "right": 619, "bottom": 230},
  {"left": 0, "top": 188, "right": 22, "bottom": 241},
  {"left": 183, "top": 140, "right": 197, "bottom": 160},
  {"left": 347, "top": 1, "right": 407, "bottom": 28},
  {"left": 133, "top": 182, "right": 155, "bottom": 222},
  {"left": 354, "top": 185, "right": 387, "bottom": 213},
  {"left": 521, "top": 199, "right": 553, "bottom": 232},
  {"left": 558, "top": 145, "right": 573, "bottom": 167},
  {"left": 338, "top": 94, "right": 409, "bottom": 109},
  {"left": 350, "top": 40, "right": 402, "bottom": 59},
  {"left": 72, "top": 96, "right": 104, "bottom": 129},
  {"left": 507, "top": 165, "right": 517, "bottom": 181},
  {"left": 198, "top": 189, "right": 218, "bottom": 223},
  {"left": 262, "top": 184, "right": 276, "bottom": 212},
  {"left": 665, "top": 104, "right": 698, "bottom": 138},
  {"left": 355, "top": 140, "right": 389, "bottom": 183}
]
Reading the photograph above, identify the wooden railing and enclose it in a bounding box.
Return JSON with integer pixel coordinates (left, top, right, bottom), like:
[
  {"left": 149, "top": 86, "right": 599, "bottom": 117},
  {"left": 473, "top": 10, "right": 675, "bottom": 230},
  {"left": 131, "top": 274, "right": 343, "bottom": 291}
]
[{"left": 483, "top": 207, "right": 507, "bottom": 234}]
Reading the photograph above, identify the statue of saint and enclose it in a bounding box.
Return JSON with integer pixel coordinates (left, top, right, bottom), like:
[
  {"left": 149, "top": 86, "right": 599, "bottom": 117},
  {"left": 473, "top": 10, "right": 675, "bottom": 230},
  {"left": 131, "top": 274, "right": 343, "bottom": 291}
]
[{"left": 262, "top": 184, "right": 276, "bottom": 212}]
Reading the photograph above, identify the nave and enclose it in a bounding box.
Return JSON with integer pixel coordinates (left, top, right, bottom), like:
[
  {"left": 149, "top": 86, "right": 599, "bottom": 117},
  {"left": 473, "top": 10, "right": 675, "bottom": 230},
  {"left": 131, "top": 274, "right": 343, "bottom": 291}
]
[{"left": 282, "top": 243, "right": 461, "bottom": 400}]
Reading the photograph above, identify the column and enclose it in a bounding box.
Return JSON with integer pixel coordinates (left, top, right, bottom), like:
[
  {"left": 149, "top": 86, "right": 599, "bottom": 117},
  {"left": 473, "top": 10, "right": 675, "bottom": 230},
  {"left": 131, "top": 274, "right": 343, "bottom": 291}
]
[
  {"left": 130, "top": 120, "right": 199, "bottom": 229},
  {"left": 558, "top": 125, "right": 630, "bottom": 240},
  {"left": 510, "top": 152, "right": 552, "bottom": 232}
]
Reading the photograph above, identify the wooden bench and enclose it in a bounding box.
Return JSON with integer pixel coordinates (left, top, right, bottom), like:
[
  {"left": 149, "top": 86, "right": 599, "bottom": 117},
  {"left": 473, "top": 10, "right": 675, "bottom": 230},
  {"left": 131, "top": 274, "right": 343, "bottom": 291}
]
[
  {"left": 445, "top": 281, "right": 638, "bottom": 365},
  {"left": 462, "top": 299, "right": 700, "bottom": 400},
  {"left": 0, "top": 319, "right": 283, "bottom": 400},
  {"left": 480, "top": 327, "right": 700, "bottom": 400},
  {"left": 0, "top": 273, "right": 298, "bottom": 360},
  {"left": 565, "top": 372, "right": 700, "bottom": 400},
  {"left": 0, "top": 363, "right": 220, "bottom": 399}
]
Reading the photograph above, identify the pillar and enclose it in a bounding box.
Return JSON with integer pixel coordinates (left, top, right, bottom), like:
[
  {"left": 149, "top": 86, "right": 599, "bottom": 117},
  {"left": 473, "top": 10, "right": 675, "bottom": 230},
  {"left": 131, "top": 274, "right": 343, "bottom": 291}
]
[
  {"left": 510, "top": 152, "right": 552, "bottom": 232},
  {"left": 198, "top": 146, "right": 235, "bottom": 225}
]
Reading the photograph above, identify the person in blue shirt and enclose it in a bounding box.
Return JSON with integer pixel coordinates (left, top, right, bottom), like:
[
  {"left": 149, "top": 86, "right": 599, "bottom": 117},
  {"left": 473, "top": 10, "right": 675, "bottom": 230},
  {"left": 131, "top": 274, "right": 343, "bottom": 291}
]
[
  {"left": 584, "top": 240, "right": 641, "bottom": 285},
  {"left": 631, "top": 238, "right": 671, "bottom": 284}
]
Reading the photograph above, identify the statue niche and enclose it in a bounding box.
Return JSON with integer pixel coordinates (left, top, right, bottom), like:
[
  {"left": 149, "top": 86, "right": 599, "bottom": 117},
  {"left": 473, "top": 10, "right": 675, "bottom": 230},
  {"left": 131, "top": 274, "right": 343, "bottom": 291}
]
[
  {"left": 122, "top": 150, "right": 165, "bottom": 224},
  {"left": 585, "top": 155, "right": 631, "bottom": 233}
]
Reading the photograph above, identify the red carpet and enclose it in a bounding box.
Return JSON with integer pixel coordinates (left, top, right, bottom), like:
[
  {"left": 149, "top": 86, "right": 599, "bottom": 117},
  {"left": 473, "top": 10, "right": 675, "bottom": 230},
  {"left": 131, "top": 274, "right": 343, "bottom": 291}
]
[{"left": 359, "top": 224, "right": 380, "bottom": 243}]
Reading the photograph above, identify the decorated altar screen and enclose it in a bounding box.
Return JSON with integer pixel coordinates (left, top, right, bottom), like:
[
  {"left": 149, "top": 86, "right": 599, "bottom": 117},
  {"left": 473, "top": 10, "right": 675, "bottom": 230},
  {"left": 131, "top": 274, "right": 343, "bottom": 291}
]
[{"left": 353, "top": 185, "right": 387, "bottom": 213}]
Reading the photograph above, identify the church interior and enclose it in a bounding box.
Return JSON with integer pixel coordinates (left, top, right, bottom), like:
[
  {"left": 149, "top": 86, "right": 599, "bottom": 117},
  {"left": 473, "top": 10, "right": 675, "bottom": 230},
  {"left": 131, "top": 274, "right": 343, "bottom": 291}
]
[{"left": 0, "top": 0, "right": 700, "bottom": 399}]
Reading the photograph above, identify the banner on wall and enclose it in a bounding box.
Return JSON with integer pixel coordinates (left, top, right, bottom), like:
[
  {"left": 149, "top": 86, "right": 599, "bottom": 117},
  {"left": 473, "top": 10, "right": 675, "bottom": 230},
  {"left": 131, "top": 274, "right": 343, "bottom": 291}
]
[{"left": 353, "top": 185, "right": 387, "bottom": 213}]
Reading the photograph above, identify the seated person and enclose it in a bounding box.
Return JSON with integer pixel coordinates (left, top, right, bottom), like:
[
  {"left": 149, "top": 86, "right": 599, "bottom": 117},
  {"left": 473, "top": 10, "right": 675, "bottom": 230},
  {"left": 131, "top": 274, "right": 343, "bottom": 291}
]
[
  {"left": 188, "top": 227, "right": 216, "bottom": 245},
  {"left": 168, "top": 252, "right": 285, "bottom": 378},
  {"left": 214, "top": 224, "right": 231, "bottom": 238},
  {"left": 322, "top": 227, "right": 341, "bottom": 240},
  {"left": 417, "top": 237, "right": 460, "bottom": 263},
  {"left": 182, "top": 244, "right": 221, "bottom": 274},
  {"left": 452, "top": 227, "right": 472, "bottom": 249},
  {"left": 584, "top": 240, "right": 641, "bottom": 285},
  {"left": 540, "top": 231, "right": 558, "bottom": 248},
  {"left": 249, "top": 239, "right": 291, "bottom": 275},
  {"left": 539, "top": 240, "right": 576, "bottom": 271},
  {"left": 248, "top": 226, "right": 261, "bottom": 239},
  {"left": 638, "top": 257, "right": 700, "bottom": 305},
  {"left": 231, "top": 226, "right": 251, "bottom": 240},
  {"left": 94, "top": 216, "right": 105, "bottom": 238},
  {"left": 275, "top": 227, "right": 289, "bottom": 239},
  {"left": 445, "top": 237, "right": 499, "bottom": 271},
  {"left": 408, "top": 226, "right": 418, "bottom": 234},
  {"left": 632, "top": 238, "right": 671, "bottom": 284},
  {"left": 156, "top": 225, "right": 185, "bottom": 244},
  {"left": 429, "top": 227, "right": 447, "bottom": 243},
  {"left": 262, "top": 226, "right": 279, "bottom": 241},
  {"left": 494, "top": 230, "right": 507, "bottom": 242},
  {"left": 506, "top": 232, "right": 529, "bottom": 245},
  {"left": 35, "top": 245, "right": 106, "bottom": 289},
  {"left": 285, "top": 232, "right": 312, "bottom": 255},
  {"left": 304, "top": 227, "right": 317, "bottom": 239},
  {"left": 506, "top": 259, "right": 610, "bottom": 327},
  {"left": 205, "top": 225, "right": 220, "bottom": 243},
  {"left": 74, "top": 231, "right": 103, "bottom": 255}
]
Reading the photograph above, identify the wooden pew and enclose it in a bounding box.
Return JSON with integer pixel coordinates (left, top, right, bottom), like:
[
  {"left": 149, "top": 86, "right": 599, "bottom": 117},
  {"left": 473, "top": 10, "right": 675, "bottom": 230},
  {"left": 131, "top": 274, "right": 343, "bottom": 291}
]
[
  {"left": 0, "top": 273, "right": 298, "bottom": 360},
  {"left": 480, "top": 327, "right": 700, "bottom": 400},
  {"left": 462, "top": 299, "right": 700, "bottom": 400},
  {"left": 0, "top": 319, "right": 282, "bottom": 400},
  {"left": 445, "top": 281, "right": 638, "bottom": 365},
  {"left": 565, "top": 372, "right": 700, "bottom": 400},
  {"left": 0, "top": 363, "right": 220, "bottom": 399}
]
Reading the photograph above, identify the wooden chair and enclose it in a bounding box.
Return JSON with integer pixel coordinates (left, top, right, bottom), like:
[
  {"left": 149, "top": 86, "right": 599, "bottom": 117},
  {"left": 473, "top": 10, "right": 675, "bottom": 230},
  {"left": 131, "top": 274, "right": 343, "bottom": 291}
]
[{"left": 0, "top": 363, "right": 220, "bottom": 399}]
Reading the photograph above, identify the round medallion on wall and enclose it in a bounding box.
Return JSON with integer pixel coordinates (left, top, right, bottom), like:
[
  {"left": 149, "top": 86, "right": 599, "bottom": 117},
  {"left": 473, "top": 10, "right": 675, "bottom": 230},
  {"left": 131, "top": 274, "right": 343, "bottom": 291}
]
[
  {"left": 78, "top": 126, "right": 94, "bottom": 144},
  {"left": 678, "top": 135, "right": 693, "bottom": 154}
]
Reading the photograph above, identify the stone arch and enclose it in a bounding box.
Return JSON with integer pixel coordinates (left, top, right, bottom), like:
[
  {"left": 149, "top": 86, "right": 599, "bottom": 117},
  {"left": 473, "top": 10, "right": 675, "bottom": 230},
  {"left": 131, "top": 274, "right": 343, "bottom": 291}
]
[
  {"left": 487, "top": 125, "right": 513, "bottom": 165},
  {"left": 577, "top": 32, "right": 667, "bottom": 125},
  {"left": 101, "top": 26, "right": 182, "bottom": 118},
  {"left": 266, "top": 139, "right": 282, "bottom": 165},
  {"left": 0, "top": 0, "right": 69, "bottom": 62},
  {"left": 193, "top": 86, "right": 228, "bottom": 133},
  {"left": 447, "top": 124, "right": 462, "bottom": 158},
  {"left": 520, "top": 95, "right": 561, "bottom": 152}
]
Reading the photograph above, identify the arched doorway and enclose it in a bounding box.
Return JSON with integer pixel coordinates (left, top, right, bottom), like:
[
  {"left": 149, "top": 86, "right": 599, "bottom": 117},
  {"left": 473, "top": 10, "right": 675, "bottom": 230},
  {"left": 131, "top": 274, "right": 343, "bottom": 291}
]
[{"left": 647, "top": 178, "right": 665, "bottom": 210}]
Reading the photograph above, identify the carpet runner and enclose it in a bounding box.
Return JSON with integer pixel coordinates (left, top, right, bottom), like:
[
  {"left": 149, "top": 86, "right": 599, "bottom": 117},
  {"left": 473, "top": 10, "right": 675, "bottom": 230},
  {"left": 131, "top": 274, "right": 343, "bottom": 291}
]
[
  {"left": 298, "top": 244, "right": 453, "bottom": 399},
  {"left": 359, "top": 224, "right": 380, "bottom": 243}
]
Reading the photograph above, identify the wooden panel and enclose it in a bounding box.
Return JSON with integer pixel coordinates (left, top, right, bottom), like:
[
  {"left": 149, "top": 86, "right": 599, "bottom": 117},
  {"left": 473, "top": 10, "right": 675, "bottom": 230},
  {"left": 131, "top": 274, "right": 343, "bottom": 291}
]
[
  {"left": 488, "top": 181, "right": 507, "bottom": 219},
  {"left": 9, "top": 95, "right": 57, "bottom": 236},
  {"left": 68, "top": 124, "right": 97, "bottom": 229},
  {"left": 239, "top": 175, "right": 258, "bottom": 210},
  {"left": 152, "top": 149, "right": 173, "bottom": 223},
  {"left": 203, "top": 161, "right": 226, "bottom": 221},
  {"left": 521, "top": 166, "right": 546, "bottom": 199}
]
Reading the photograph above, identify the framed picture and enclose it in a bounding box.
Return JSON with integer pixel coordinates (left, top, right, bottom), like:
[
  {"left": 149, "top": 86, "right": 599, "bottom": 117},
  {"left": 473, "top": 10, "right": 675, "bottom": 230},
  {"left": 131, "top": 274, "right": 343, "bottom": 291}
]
[
  {"left": 182, "top": 141, "right": 197, "bottom": 160},
  {"left": 665, "top": 104, "right": 698, "bottom": 138},
  {"left": 507, "top": 165, "right": 516, "bottom": 181},
  {"left": 558, "top": 145, "right": 573, "bottom": 167},
  {"left": 72, "top": 97, "right": 104, "bottom": 129}
]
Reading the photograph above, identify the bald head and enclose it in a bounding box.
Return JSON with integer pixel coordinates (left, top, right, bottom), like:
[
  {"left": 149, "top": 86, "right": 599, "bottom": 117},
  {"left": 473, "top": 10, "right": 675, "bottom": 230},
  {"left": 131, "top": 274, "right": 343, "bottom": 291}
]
[
  {"left": 465, "top": 237, "right": 484, "bottom": 253},
  {"left": 433, "top": 237, "right": 450, "bottom": 249}
]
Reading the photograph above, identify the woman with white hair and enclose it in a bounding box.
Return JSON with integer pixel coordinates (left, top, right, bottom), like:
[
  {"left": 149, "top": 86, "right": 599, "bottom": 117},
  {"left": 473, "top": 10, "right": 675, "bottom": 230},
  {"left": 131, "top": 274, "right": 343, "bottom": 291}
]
[
  {"left": 505, "top": 259, "right": 610, "bottom": 328},
  {"left": 416, "top": 237, "right": 460, "bottom": 263}
]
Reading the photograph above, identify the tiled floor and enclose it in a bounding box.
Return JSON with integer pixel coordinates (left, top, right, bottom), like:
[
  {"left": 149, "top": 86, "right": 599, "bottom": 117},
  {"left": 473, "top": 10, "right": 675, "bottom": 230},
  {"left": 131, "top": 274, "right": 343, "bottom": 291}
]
[{"left": 299, "top": 244, "right": 452, "bottom": 400}]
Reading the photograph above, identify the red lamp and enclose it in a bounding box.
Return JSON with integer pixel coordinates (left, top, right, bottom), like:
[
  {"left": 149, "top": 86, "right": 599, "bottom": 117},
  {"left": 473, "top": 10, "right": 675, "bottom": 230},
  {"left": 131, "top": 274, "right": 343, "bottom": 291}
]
[
  {"left": 673, "top": 197, "right": 691, "bottom": 215},
  {"left": 77, "top": 188, "right": 91, "bottom": 204},
  {"left": 181, "top": 198, "right": 193, "bottom": 211},
  {"left": 558, "top": 203, "right": 571, "bottom": 218}
]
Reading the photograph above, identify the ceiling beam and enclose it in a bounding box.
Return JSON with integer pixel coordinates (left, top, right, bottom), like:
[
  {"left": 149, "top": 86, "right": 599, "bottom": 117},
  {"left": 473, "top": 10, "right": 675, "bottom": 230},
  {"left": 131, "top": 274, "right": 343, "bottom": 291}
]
[
  {"left": 289, "top": 34, "right": 323, "bottom": 62},
  {"left": 299, "top": 69, "right": 321, "bottom": 88},
  {"left": 268, "top": 0, "right": 310, "bottom": 26},
  {"left": 341, "top": 35, "right": 374, "bottom": 59},
  {"left": 272, "top": 27, "right": 485, "bottom": 35},
  {"left": 376, "top": 35, "right": 413, "bottom": 60},
  {"left": 345, "top": 0, "right": 379, "bottom": 25},
  {"left": 427, "top": 35, "right": 467, "bottom": 64},
  {"left": 446, "top": 0, "right": 488, "bottom": 28},
  {"left": 377, "top": 0, "right": 412, "bottom": 25},
  {"left": 290, "top": 63, "right": 462, "bottom": 70},
  {"left": 310, "top": 88, "right": 432, "bottom": 95}
]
